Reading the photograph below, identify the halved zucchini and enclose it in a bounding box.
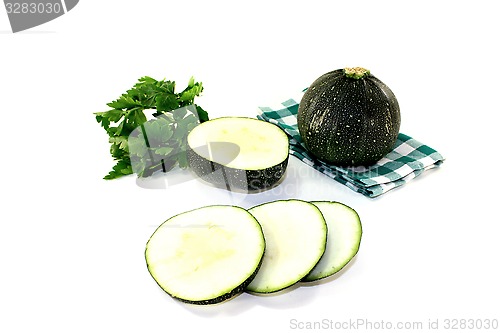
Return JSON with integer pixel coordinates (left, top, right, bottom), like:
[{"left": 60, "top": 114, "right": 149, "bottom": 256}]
[
  {"left": 145, "top": 205, "right": 265, "bottom": 304},
  {"left": 187, "top": 117, "right": 289, "bottom": 191},
  {"left": 246, "top": 200, "right": 327, "bottom": 293},
  {"left": 303, "top": 201, "right": 362, "bottom": 282}
]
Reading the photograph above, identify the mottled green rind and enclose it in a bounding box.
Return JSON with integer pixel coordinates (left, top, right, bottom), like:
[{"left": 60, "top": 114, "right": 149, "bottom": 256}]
[
  {"left": 297, "top": 69, "right": 401, "bottom": 166},
  {"left": 187, "top": 147, "right": 288, "bottom": 191}
]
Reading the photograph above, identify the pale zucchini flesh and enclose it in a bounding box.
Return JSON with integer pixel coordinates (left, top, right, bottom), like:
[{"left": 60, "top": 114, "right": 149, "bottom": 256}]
[
  {"left": 186, "top": 117, "right": 289, "bottom": 191},
  {"left": 145, "top": 205, "right": 265, "bottom": 304},
  {"left": 246, "top": 200, "right": 327, "bottom": 293},
  {"left": 303, "top": 201, "right": 362, "bottom": 281},
  {"left": 187, "top": 117, "right": 288, "bottom": 170}
]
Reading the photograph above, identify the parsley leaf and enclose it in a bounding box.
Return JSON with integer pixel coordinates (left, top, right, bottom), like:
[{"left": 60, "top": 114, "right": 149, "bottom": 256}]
[{"left": 95, "top": 76, "right": 208, "bottom": 180}]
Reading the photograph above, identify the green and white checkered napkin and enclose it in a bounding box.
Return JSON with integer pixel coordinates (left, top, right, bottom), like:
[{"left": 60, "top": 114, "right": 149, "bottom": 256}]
[{"left": 257, "top": 92, "right": 445, "bottom": 198}]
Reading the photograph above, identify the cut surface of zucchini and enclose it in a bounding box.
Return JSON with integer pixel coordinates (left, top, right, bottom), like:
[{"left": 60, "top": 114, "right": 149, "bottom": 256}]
[
  {"left": 303, "top": 201, "right": 362, "bottom": 282},
  {"left": 187, "top": 117, "right": 289, "bottom": 191},
  {"left": 246, "top": 200, "right": 327, "bottom": 293},
  {"left": 188, "top": 117, "right": 288, "bottom": 170},
  {"left": 145, "top": 205, "right": 265, "bottom": 304}
]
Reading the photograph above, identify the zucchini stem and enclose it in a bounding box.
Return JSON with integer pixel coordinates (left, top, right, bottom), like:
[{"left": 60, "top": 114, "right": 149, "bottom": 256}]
[{"left": 344, "top": 67, "right": 370, "bottom": 79}]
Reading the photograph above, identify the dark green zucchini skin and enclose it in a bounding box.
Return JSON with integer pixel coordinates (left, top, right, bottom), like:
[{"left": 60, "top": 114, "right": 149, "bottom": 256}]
[
  {"left": 187, "top": 147, "right": 288, "bottom": 191},
  {"left": 297, "top": 69, "right": 401, "bottom": 166}
]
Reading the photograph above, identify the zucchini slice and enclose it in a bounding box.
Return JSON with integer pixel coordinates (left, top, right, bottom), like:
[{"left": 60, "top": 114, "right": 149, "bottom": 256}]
[
  {"left": 303, "top": 201, "right": 362, "bottom": 282},
  {"left": 145, "top": 205, "right": 265, "bottom": 304},
  {"left": 246, "top": 200, "right": 327, "bottom": 293},
  {"left": 187, "top": 117, "right": 289, "bottom": 191}
]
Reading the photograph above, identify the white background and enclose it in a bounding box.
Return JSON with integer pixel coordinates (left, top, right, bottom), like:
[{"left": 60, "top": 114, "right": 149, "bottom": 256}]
[{"left": 1, "top": 1, "right": 499, "bottom": 332}]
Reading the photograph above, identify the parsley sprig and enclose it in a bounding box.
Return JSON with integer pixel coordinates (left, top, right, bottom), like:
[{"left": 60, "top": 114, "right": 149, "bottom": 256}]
[{"left": 95, "top": 76, "right": 208, "bottom": 180}]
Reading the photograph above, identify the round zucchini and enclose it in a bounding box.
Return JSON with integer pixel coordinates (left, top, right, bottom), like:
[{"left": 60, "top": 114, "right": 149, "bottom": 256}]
[
  {"left": 187, "top": 117, "right": 289, "bottom": 191},
  {"left": 297, "top": 67, "right": 401, "bottom": 166}
]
